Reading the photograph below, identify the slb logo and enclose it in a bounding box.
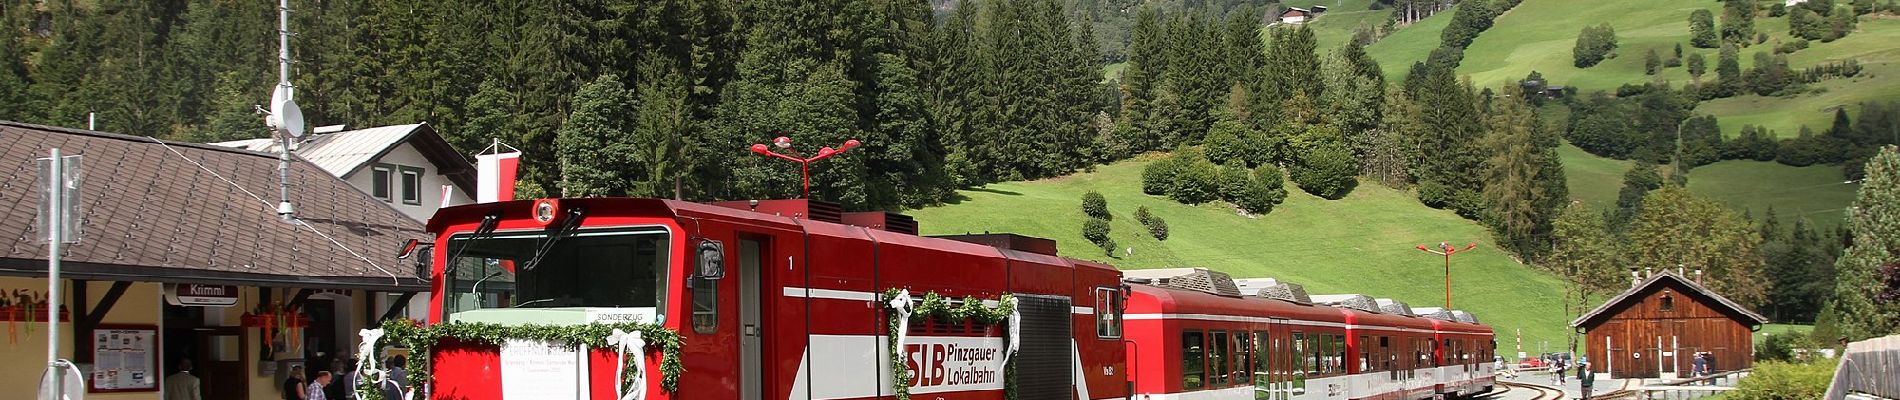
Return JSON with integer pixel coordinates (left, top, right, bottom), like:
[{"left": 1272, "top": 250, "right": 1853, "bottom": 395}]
[{"left": 899, "top": 337, "right": 1006, "bottom": 392}]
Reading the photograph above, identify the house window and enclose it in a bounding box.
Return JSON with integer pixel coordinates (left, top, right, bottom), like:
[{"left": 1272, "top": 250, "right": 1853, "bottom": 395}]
[
  {"left": 1660, "top": 292, "right": 1675, "bottom": 311},
  {"left": 400, "top": 166, "right": 424, "bottom": 205},
  {"left": 371, "top": 166, "right": 393, "bottom": 201},
  {"left": 1095, "top": 287, "right": 1122, "bottom": 338}
]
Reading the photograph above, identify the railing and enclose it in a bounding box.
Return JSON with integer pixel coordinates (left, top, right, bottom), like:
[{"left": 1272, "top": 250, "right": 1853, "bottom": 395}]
[{"left": 1826, "top": 334, "right": 1900, "bottom": 400}]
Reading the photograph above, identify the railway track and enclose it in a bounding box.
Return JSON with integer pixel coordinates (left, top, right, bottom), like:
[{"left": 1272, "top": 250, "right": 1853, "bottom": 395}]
[{"left": 1499, "top": 381, "right": 1568, "bottom": 400}]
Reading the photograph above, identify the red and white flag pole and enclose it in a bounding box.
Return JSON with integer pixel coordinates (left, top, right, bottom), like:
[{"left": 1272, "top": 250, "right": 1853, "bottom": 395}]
[{"left": 476, "top": 139, "right": 521, "bottom": 203}]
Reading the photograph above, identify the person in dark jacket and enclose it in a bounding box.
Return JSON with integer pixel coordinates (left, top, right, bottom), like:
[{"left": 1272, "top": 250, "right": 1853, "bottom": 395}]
[
  {"left": 282, "top": 365, "right": 307, "bottom": 400},
  {"left": 1577, "top": 361, "right": 1595, "bottom": 399}
]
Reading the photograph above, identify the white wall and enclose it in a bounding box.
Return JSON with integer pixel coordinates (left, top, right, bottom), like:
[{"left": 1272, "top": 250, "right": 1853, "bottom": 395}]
[{"left": 344, "top": 141, "right": 474, "bottom": 223}]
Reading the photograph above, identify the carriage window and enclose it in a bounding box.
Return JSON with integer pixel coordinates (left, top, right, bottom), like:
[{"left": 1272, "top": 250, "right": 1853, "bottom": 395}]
[
  {"left": 1235, "top": 331, "right": 1252, "bottom": 382},
  {"left": 1292, "top": 332, "right": 1308, "bottom": 374},
  {"left": 1430, "top": 339, "right": 1440, "bottom": 366},
  {"left": 1311, "top": 334, "right": 1326, "bottom": 374},
  {"left": 1359, "top": 335, "right": 1372, "bottom": 372},
  {"left": 1210, "top": 331, "right": 1231, "bottom": 386},
  {"left": 1253, "top": 331, "right": 1269, "bottom": 388},
  {"left": 1333, "top": 335, "right": 1348, "bottom": 374},
  {"left": 1183, "top": 330, "right": 1206, "bottom": 390},
  {"left": 1095, "top": 287, "right": 1122, "bottom": 338}
]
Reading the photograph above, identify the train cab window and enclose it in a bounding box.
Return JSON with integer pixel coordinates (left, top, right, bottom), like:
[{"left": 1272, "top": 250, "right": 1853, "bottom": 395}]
[
  {"left": 1209, "top": 331, "right": 1231, "bottom": 386},
  {"left": 1183, "top": 330, "right": 1207, "bottom": 390},
  {"left": 443, "top": 227, "right": 671, "bottom": 323},
  {"left": 1094, "top": 287, "right": 1122, "bottom": 338}
]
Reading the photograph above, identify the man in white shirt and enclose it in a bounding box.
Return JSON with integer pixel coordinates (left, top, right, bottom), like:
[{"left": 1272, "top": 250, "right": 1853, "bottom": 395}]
[
  {"left": 306, "top": 371, "right": 333, "bottom": 400},
  {"left": 164, "top": 359, "right": 201, "bottom": 400}
]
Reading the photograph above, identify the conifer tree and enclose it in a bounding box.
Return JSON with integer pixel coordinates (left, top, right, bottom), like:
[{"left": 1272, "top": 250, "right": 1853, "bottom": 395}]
[
  {"left": 1690, "top": 9, "right": 1719, "bottom": 48},
  {"left": 1831, "top": 146, "right": 1900, "bottom": 338},
  {"left": 557, "top": 74, "right": 640, "bottom": 198},
  {"left": 1629, "top": 186, "right": 1770, "bottom": 307}
]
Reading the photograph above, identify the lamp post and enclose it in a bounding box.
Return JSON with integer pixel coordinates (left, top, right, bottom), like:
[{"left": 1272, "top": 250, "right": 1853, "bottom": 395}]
[
  {"left": 1415, "top": 241, "right": 1478, "bottom": 309},
  {"left": 749, "top": 136, "right": 861, "bottom": 199}
]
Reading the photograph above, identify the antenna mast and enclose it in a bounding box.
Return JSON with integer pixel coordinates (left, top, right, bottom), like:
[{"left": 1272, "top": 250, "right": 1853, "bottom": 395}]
[{"left": 269, "top": 0, "right": 305, "bottom": 222}]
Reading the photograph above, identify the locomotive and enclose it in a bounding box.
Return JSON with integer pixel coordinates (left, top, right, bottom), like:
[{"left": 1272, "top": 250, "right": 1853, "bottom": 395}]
[{"left": 413, "top": 197, "right": 1494, "bottom": 399}]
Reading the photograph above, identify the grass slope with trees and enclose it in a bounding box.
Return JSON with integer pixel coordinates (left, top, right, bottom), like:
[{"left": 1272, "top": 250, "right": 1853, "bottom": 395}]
[{"left": 907, "top": 157, "right": 1576, "bottom": 356}]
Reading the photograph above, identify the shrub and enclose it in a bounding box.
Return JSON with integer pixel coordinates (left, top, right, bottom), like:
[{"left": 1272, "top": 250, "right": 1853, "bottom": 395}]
[
  {"left": 1082, "top": 217, "right": 1111, "bottom": 247},
  {"left": 1081, "top": 191, "right": 1110, "bottom": 220},
  {"left": 1236, "top": 165, "right": 1290, "bottom": 215},
  {"left": 1170, "top": 156, "right": 1221, "bottom": 204},
  {"left": 1217, "top": 164, "right": 1253, "bottom": 203},
  {"left": 1141, "top": 157, "right": 1179, "bottom": 195},
  {"left": 1146, "top": 217, "right": 1170, "bottom": 241},
  {"left": 1204, "top": 120, "right": 1266, "bottom": 167},
  {"left": 1134, "top": 206, "right": 1154, "bottom": 225},
  {"left": 1775, "top": 39, "right": 1810, "bottom": 54},
  {"left": 1291, "top": 141, "right": 1359, "bottom": 199},
  {"left": 1729, "top": 361, "right": 1835, "bottom": 400},
  {"left": 1451, "top": 188, "right": 1488, "bottom": 221},
  {"left": 1417, "top": 180, "right": 1454, "bottom": 209},
  {"left": 1755, "top": 331, "right": 1808, "bottom": 362}
]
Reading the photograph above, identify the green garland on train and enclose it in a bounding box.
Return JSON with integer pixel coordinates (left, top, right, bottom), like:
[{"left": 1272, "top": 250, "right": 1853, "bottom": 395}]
[
  {"left": 353, "top": 319, "right": 684, "bottom": 400},
  {"left": 882, "top": 288, "right": 1016, "bottom": 400}
]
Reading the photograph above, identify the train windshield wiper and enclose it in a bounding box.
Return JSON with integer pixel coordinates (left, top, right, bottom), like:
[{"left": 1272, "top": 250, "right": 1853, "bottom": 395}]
[{"left": 521, "top": 207, "right": 587, "bottom": 272}]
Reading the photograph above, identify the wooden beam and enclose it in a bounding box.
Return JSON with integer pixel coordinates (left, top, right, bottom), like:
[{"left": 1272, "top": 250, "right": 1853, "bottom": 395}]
[
  {"left": 378, "top": 292, "right": 418, "bottom": 322},
  {"left": 285, "top": 288, "right": 316, "bottom": 310},
  {"left": 84, "top": 281, "right": 133, "bottom": 327}
]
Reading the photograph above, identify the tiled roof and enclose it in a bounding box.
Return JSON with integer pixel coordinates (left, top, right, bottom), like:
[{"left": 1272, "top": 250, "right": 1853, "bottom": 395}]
[
  {"left": 0, "top": 121, "right": 427, "bottom": 290},
  {"left": 216, "top": 124, "right": 422, "bottom": 177},
  {"left": 1569, "top": 269, "right": 1768, "bottom": 328}
]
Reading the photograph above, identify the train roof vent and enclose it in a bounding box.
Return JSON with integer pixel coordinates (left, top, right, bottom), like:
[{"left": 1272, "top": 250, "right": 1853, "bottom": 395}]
[
  {"left": 711, "top": 199, "right": 844, "bottom": 224},
  {"left": 1374, "top": 298, "right": 1414, "bottom": 316},
  {"left": 1413, "top": 307, "right": 1455, "bottom": 321},
  {"left": 1123, "top": 268, "right": 1240, "bottom": 297},
  {"left": 1450, "top": 310, "right": 1479, "bottom": 324},
  {"left": 1235, "top": 278, "right": 1312, "bottom": 304},
  {"left": 1310, "top": 294, "right": 1380, "bottom": 313},
  {"left": 843, "top": 212, "right": 918, "bottom": 235},
  {"left": 931, "top": 233, "right": 1058, "bottom": 256}
]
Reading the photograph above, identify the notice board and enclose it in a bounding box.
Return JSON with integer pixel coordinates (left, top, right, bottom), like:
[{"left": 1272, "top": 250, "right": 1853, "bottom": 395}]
[{"left": 90, "top": 324, "right": 158, "bottom": 392}]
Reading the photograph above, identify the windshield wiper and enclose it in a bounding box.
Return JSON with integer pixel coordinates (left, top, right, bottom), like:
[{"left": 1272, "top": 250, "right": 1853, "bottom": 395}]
[
  {"left": 442, "top": 211, "right": 503, "bottom": 279},
  {"left": 521, "top": 206, "right": 587, "bottom": 271}
]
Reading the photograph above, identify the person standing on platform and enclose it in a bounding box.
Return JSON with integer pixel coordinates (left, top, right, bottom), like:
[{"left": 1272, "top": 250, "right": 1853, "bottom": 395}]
[
  {"left": 1577, "top": 361, "right": 1595, "bottom": 399},
  {"left": 282, "top": 365, "right": 307, "bottom": 400},
  {"left": 165, "top": 359, "right": 201, "bottom": 400},
  {"left": 307, "top": 371, "right": 333, "bottom": 400}
]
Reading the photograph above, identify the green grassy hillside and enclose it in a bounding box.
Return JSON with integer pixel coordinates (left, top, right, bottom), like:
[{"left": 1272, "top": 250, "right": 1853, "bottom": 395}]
[
  {"left": 908, "top": 154, "right": 1571, "bottom": 360},
  {"left": 1365, "top": 8, "right": 1457, "bottom": 82},
  {"left": 1289, "top": 0, "right": 1387, "bottom": 50},
  {"left": 1557, "top": 143, "right": 1858, "bottom": 228},
  {"left": 1685, "top": 160, "right": 1858, "bottom": 226},
  {"left": 1697, "top": 17, "right": 1900, "bottom": 137}
]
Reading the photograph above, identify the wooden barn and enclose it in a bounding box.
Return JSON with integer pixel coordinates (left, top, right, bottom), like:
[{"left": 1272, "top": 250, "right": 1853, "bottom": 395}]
[{"left": 1570, "top": 269, "right": 1768, "bottom": 379}]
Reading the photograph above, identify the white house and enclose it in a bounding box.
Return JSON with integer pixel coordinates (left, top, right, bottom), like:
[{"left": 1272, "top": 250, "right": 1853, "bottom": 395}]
[
  {"left": 217, "top": 123, "right": 477, "bottom": 222},
  {"left": 1280, "top": 7, "right": 1314, "bottom": 24}
]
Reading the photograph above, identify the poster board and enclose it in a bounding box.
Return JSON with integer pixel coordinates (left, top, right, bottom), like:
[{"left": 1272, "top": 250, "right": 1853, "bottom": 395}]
[{"left": 89, "top": 325, "right": 158, "bottom": 393}]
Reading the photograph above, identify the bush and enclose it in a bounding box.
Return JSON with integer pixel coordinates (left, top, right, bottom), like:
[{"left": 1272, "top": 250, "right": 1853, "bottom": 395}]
[
  {"left": 1134, "top": 205, "right": 1154, "bottom": 226},
  {"left": 1204, "top": 120, "right": 1267, "bottom": 167},
  {"left": 1141, "top": 157, "right": 1179, "bottom": 195},
  {"left": 1291, "top": 141, "right": 1358, "bottom": 200},
  {"left": 1234, "top": 165, "right": 1289, "bottom": 215},
  {"left": 1729, "top": 361, "right": 1836, "bottom": 400},
  {"left": 1217, "top": 164, "right": 1253, "bottom": 203},
  {"left": 1082, "top": 217, "right": 1111, "bottom": 247},
  {"left": 1081, "top": 191, "right": 1110, "bottom": 220},
  {"left": 1146, "top": 217, "right": 1169, "bottom": 241},
  {"left": 1169, "top": 156, "right": 1222, "bottom": 204},
  {"left": 1775, "top": 39, "right": 1810, "bottom": 54},
  {"left": 1755, "top": 331, "right": 1808, "bottom": 362},
  {"left": 1417, "top": 180, "right": 1454, "bottom": 209}
]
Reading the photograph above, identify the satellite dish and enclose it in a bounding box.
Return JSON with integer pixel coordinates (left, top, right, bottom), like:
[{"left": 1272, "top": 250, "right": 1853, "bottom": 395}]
[{"left": 267, "top": 84, "right": 305, "bottom": 138}]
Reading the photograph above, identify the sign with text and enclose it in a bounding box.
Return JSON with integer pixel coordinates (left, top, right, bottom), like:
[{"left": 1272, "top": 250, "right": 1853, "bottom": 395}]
[
  {"left": 902, "top": 336, "right": 1007, "bottom": 394},
  {"left": 499, "top": 339, "right": 583, "bottom": 400},
  {"left": 90, "top": 326, "right": 156, "bottom": 392},
  {"left": 163, "top": 284, "right": 239, "bottom": 307}
]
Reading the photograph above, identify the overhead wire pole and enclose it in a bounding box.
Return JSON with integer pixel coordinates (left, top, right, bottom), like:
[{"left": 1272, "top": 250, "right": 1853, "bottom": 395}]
[{"left": 1415, "top": 242, "right": 1478, "bottom": 309}]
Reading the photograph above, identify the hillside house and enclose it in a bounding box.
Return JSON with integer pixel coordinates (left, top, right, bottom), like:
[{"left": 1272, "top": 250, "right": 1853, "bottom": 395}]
[
  {"left": 1571, "top": 269, "right": 1767, "bottom": 379},
  {"left": 1280, "top": 7, "right": 1315, "bottom": 24},
  {"left": 216, "top": 123, "right": 476, "bottom": 222}
]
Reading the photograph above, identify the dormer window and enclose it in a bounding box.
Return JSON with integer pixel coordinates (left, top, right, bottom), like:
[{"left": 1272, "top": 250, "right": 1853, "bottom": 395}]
[{"left": 1660, "top": 292, "right": 1675, "bottom": 311}]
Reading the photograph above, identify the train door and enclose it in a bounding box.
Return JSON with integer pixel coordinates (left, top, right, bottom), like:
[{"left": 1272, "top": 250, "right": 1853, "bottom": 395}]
[{"left": 739, "top": 236, "right": 768, "bottom": 400}]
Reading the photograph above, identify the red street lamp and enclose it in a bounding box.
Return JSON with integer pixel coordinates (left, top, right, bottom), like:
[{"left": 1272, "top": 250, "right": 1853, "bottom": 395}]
[
  {"left": 1415, "top": 242, "right": 1478, "bottom": 310},
  {"left": 749, "top": 136, "right": 862, "bottom": 199}
]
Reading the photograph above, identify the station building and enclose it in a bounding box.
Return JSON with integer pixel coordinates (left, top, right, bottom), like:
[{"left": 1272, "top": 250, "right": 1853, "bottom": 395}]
[{"left": 0, "top": 121, "right": 429, "bottom": 400}]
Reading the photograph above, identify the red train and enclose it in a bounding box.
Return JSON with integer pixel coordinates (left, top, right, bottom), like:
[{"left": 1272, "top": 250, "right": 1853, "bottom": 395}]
[{"left": 412, "top": 198, "right": 1494, "bottom": 399}]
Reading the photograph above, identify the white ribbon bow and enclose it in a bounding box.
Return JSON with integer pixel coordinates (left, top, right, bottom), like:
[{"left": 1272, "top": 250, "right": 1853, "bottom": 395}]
[
  {"left": 887, "top": 289, "right": 914, "bottom": 382},
  {"left": 354, "top": 329, "right": 392, "bottom": 400},
  {"left": 1000, "top": 297, "right": 1021, "bottom": 367},
  {"left": 607, "top": 328, "right": 648, "bottom": 400}
]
